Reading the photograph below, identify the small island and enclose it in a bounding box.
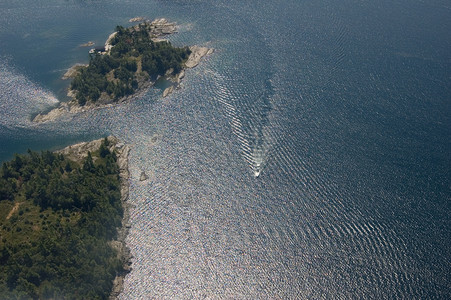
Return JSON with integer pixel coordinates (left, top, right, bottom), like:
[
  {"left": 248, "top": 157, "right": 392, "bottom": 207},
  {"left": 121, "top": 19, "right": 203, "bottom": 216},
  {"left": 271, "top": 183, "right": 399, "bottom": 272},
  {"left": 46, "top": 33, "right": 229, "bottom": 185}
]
[
  {"left": 0, "top": 136, "right": 131, "bottom": 299},
  {"left": 33, "top": 18, "right": 213, "bottom": 123}
]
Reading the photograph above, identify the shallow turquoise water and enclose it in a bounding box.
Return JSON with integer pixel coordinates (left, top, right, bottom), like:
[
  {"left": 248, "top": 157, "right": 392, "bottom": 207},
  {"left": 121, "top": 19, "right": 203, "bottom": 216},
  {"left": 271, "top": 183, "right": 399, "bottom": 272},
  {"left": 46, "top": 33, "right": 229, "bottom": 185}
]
[{"left": 0, "top": 0, "right": 450, "bottom": 298}]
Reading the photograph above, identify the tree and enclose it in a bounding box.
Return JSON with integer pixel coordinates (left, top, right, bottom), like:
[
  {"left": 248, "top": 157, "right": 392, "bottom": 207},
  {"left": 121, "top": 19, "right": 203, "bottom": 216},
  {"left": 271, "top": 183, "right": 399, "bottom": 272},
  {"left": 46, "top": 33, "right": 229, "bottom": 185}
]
[
  {"left": 64, "top": 162, "right": 72, "bottom": 173},
  {"left": 83, "top": 152, "right": 95, "bottom": 173}
]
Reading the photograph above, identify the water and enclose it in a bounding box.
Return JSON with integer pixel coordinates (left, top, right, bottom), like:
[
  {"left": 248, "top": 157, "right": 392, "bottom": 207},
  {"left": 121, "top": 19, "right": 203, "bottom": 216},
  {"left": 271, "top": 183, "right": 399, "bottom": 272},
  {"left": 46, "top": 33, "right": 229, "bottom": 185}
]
[{"left": 0, "top": 0, "right": 450, "bottom": 298}]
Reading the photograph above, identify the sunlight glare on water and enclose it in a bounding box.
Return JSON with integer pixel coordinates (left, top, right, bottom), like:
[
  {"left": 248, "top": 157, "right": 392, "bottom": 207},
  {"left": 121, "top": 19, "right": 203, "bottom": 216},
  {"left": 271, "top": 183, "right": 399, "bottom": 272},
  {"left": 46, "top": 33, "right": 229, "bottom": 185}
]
[{"left": 0, "top": 0, "right": 449, "bottom": 298}]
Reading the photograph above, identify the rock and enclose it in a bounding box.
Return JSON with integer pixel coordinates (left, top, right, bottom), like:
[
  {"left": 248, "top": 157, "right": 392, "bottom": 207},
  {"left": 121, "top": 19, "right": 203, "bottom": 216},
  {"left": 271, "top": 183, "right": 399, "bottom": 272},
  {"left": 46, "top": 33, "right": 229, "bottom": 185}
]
[
  {"left": 185, "top": 46, "right": 214, "bottom": 68},
  {"left": 80, "top": 41, "right": 94, "bottom": 47},
  {"left": 139, "top": 171, "right": 148, "bottom": 181},
  {"left": 165, "top": 68, "right": 174, "bottom": 76},
  {"left": 105, "top": 31, "right": 118, "bottom": 53},
  {"left": 56, "top": 136, "right": 111, "bottom": 162},
  {"left": 129, "top": 17, "right": 145, "bottom": 23},
  {"left": 62, "top": 64, "right": 88, "bottom": 80},
  {"left": 170, "top": 70, "right": 185, "bottom": 84},
  {"left": 32, "top": 97, "right": 103, "bottom": 123},
  {"left": 149, "top": 18, "right": 177, "bottom": 35},
  {"left": 177, "top": 70, "right": 185, "bottom": 81},
  {"left": 163, "top": 86, "right": 174, "bottom": 97},
  {"left": 32, "top": 103, "right": 67, "bottom": 123}
]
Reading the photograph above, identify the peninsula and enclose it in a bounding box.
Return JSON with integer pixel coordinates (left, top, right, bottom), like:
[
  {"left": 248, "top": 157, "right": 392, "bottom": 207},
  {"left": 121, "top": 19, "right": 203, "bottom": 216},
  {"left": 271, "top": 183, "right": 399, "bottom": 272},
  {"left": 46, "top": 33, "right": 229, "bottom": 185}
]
[
  {"left": 0, "top": 136, "right": 131, "bottom": 299},
  {"left": 33, "top": 18, "right": 213, "bottom": 123}
]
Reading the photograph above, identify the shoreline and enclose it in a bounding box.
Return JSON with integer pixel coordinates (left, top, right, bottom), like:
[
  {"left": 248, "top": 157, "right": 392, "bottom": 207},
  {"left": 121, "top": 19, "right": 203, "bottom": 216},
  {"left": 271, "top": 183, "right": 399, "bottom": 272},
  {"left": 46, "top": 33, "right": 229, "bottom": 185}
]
[
  {"left": 55, "top": 136, "right": 132, "bottom": 299},
  {"left": 110, "top": 138, "right": 132, "bottom": 299},
  {"left": 32, "top": 19, "right": 213, "bottom": 123}
]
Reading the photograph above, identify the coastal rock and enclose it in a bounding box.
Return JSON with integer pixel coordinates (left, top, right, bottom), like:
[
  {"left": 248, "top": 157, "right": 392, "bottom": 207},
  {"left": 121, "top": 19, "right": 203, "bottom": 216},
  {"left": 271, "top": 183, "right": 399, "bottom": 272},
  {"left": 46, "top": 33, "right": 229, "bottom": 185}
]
[
  {"left": 149, "top": 18, "right": 177, "bottom": 35},
  {"left": 165, "top": 68, "right": 174, "bottom": 76},
  {"left": 80, "top": 41, "right": 94, "bottom": 47},
  {"left": 129, "top": 17, "right": 145, "bottom": 23},
  {"left": 177, "top": 70, "right": 185, "bottom": 83},
  {"left": 111, "top": 141, "right": 132, "bottom": 300},
  {"left": 185, "top": 46, "right": 214, "bottom": 68},
  {"left": 163, "top": 86, "right": 174, "bottom": 97},
  {"left": 105, "top": 32, "right": 118, "bottom": 53},
  {"left": 139, "top": 171, "right": 148, "bottom": 181},
  {"left": 33, "top": 104, "right": 67, "bottom": 123},
  {"left": 56, "top": 136, "right": 113, "bottom": 161},
  {"left": 32, "top": 100, "right": 98, "bottom": 123},
  {"left": 62, "top": 64, "right": 88, "bottom": 80}
]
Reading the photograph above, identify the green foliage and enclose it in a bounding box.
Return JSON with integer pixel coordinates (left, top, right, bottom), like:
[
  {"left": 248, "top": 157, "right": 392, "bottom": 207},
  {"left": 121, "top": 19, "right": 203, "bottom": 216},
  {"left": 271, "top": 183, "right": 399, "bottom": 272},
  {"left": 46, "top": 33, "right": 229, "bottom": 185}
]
[
  {"left": 0, "top": 178, "right": 14, "bottom": 201},
  {"left": 71, "top": 23, "right": 191, "bottom": 105},
  {"left": 0, "top": 138, "right": 125, "bottom": 299}
]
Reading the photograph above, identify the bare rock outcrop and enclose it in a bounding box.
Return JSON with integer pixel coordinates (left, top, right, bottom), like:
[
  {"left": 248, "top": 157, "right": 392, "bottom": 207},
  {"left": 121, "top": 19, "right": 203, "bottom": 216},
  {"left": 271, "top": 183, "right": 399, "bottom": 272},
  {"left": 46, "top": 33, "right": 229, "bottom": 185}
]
[
  {"left": 139, "top": 171, "right": 148, "bottom": 181},
  {"left": 185, "top": 46, "right": 214, "bottom": 68},
  {"left": 62, "top": 64, "right": 88, "bottom": 80}
]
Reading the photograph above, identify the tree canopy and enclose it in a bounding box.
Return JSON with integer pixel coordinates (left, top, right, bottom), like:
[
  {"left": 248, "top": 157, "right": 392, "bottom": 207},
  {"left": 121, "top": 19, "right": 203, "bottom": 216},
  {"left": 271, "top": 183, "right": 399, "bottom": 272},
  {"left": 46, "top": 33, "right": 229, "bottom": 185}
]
[
  {"left": 70, "top": 23, "right": 191, "bottom": 105},
  {"left": 0, "top": 139, "right": 126, "bottom": 299}
]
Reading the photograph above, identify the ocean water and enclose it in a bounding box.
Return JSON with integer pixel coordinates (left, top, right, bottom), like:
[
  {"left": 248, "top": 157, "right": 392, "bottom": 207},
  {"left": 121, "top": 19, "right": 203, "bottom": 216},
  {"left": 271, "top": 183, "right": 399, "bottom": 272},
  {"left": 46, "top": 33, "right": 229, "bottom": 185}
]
[{"left": 0, "top": 0, "right": 450, "bottom": 298}]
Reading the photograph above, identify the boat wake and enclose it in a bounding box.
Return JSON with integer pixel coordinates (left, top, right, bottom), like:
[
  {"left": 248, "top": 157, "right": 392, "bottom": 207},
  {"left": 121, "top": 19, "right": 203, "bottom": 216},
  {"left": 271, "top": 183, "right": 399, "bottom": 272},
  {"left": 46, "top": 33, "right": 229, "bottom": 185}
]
[{"left": 208, "top": 70, "right": 275, "bottom": 178}]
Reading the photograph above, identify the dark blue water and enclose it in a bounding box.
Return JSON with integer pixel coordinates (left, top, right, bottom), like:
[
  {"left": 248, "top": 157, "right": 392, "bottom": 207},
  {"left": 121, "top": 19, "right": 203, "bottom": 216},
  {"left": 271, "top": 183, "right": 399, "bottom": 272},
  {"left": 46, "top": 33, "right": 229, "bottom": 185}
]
[{"left": 0, "top": 0, "right": 449, "bottom": 298}]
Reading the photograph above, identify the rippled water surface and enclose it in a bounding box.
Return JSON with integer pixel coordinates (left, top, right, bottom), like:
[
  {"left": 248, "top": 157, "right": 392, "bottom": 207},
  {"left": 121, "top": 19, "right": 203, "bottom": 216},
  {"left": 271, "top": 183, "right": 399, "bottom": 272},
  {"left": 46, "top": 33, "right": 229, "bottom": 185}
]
[{"left": 0, "top": 0, "right": 450, "bottom": 298}]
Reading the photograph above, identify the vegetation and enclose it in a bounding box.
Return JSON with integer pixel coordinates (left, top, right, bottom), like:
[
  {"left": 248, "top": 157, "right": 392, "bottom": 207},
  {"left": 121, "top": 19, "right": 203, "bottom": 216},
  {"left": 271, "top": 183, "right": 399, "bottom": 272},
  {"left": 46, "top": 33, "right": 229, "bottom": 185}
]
[
  {"left": 0, "top": 138, "right": 125, "bottom": 299},
  {"left": 70, "top": 23, "right": 191, "bottom": 105}
]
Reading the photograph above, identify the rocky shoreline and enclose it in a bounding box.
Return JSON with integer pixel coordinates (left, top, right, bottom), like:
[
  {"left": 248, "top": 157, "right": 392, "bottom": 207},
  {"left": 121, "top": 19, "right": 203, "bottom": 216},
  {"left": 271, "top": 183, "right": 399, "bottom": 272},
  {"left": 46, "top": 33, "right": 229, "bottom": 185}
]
[
  {"left": 55, "top": 136, "right": 132, "bottom": 299},
  {"left": 61, "top": 63, "right": 88, "bottom": 80},
  {"left": 32, "top": 18, "right": 213, "bottom": 123},
  {"left": 162, "top": 46, "right": 214, "bottom": 98}
]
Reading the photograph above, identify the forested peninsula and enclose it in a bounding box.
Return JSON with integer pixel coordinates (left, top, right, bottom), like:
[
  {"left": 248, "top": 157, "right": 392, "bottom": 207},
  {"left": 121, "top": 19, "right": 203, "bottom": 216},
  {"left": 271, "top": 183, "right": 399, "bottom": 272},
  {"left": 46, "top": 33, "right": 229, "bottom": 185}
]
[
  {"left": 33, "top": 18, "right": 213, "bottom": 122},
  {"left": 0, "top": 136, "right": 131, "bottom": 299}
]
